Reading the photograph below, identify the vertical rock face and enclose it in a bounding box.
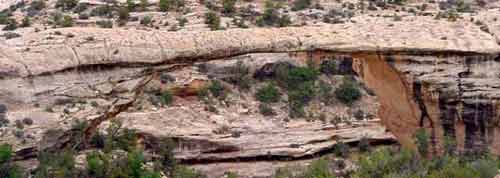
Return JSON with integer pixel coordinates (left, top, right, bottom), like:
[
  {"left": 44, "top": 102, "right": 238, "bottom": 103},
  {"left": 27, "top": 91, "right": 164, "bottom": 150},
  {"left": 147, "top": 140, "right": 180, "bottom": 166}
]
[
  {"left": 274, "top": 51, "right": 500, "bottom": 154},
  {"left": 351, "top": 53, "right": 500, "bottom": 155}
]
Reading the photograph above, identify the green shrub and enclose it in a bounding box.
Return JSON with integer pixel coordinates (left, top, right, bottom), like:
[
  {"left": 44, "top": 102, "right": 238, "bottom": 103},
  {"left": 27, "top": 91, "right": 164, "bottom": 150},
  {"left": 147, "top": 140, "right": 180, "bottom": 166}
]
[
  {"left": 319, "top": 60, "right": 337, "bottom": 75},
  {"left": 334, "top": 141, "right": 349, "bottom": 158},
  {"left": 0, "top": 116, "right": 8, "bottom": 128},
  {"left": 292, "top": 0, "right": 311, "bottom": 11},
  {"left": 13, "top": 129, "right": 24, "bottom": 138},
  {"left": 222, "top": 0, "right": 237, "bottom": 14},
  {"left": 90, "top": 5, "right": 113, "bottom": 17},
  {"left": 359, "top": 148, "right": 429, "bottom": 178},
  {"left": 140, "top": 16, "right": 153, "bottom": 26},
  {"left": 224, "top": 61, "right": 251, "bottom": 90},
  {"left": 161, "top": 90, "right": 174, "bottom": 106},
  {"left": 288, "top": 100, "right": 306, "bottom": 118},
  {"left": 427, "top": 157, "right": 480, "bottom": 178},
  {"left": 127, "top": 149, "right": 145, "bottom": 177},
  {"left": 140, "top": 0, "right": 148, "bottom": 11},
  {"left": 206, "top": 104, "right": 218, "bottom": 113},
  {"left": 20, "top": 16, "right": 31, "bottom": 27},
  {"left": 85, "top": 122, "right": 165, "bottom": 178},
  {"left": 116, "top": 128, "right": 139, "bottom": 152},
  {"left": 35, "top": 149, "right": 77, "bottom": 178},
  {"left": 177, "top": 17, "right": 188, "bottom": 27},
  {"left": 156, "top": 138, "right": 177, "bottom": 173},
  {"left": 255, "top": 83, "right": 281, "bottom": 103},
  {"left": 387, "top": 0, "right": 406, "bottom": 5},
  {"left": 414, "top": 128, "right": 430, "bottom": 157},
  {"left": 205, "top": 11, "right": 221, "bottom": 30},
  {"left": 256, "top": 0, "right": 290, "bottom": 27},
  {"left": 334, "top": 76, "right": 361, "bottom": 105},
  {"left": 0, "top": 144, "right": 12, "bottom": 164},
  {"left": 233, "top": 17, "right": 248, "bottom": 28},
  {"left": 318, "top": 81, "right": 334, "bottom": 105},
  {"left": 117, "top": 7, "right": 130, "bottom": 24},
  {"left": 86, "top": 152, "right": 105, "bottom": 177},
  {"left": 443, "top": 136, "right": 456, "bottom": 156},
  {"left": 456, "top": 0, "right": 472, "bottom": 12},
  {"left": 279, "top": 66, "right": 319, "bottom": 118},
  {"left": 225, "top": 172, "right": 238, "bottom": 178},
  {"left": 56, "top": 0, "right": 79, "bottom": 11},
  {"left": 49, "top": 13, "right": 64, "bottom": 27},
  {"left": 203, "top": 0, "right": 217, "bottom": 10},
  {"left": 141, "top": 171, "right": 162, "bottom": 178},
  {"left": 159, "top": 0, "right": 170, "bottom": 11},
  {"left": 273, "top": 146, "right": 500, "bottom": 178},
  {"left": 73, "top": 3, "right": 88, "bottom": 13},
  {"left": 0, "top": 32, "right": 21, "bottom": 40},
  {"left": 0, "top": 13, "right": 9, "bottom": 24},
  {"left": 44, "top": 105, "right": 55, "bottom": 112},
  {"left": 14, "top": 120, "right": 24, "bottom": 129},
  {"left": 197, "top": 87, "right": 210, "bottom": 101},
  {"left": 358, "top": 137, "right": 370, "bottom": 152},
  {"left": 208, "top": 80, "right": 226, "bottom": 100},
  {"left": 259, "top": 103, "right": 275, "bottom": 116},
  {"left": 85, "top": 149, "right": 163, "bottom": 178},
  {"left": 2, "top": 18, "right": 17, "bottom": 31},
  {"left": 471, "top": 159, "right": 498, "bottom": 178},
  {"left": 272, "top": 167, "right": 294, "bottom": 178},
  {"left": 159, "top": 0, "right": 185, "bottom": 12},
  {"left": 172, "top": 166, "right": 206, "bottom": 178},
  {"left": 60, "top": 15, "right": 74, "bottom": 27},
  {"left": 435, "top": 9, "right": 459, "bottom": 21},
  {"left": 127, "top": 0, "right": 136, "bottom": 11},
  {"left": 302, "top": 158, "right": 335, "bottom": 178},
  {"left": 288, "top": 81, "right": 315, "bottom": 118},
  {"left": 96, "top": 20, "right": 113, "bottom": 28},
  {"left": 0, "top": 144, "right": 24, "bottom": 178},
  {"left": 286, "top": 67, "right": 319, "bottom": 88},
  {"left": 30, "top": 0, "right": 46, "bottom": 11},
  {"left": 277, "top": 14, "right": 292, "bottom": 27}
]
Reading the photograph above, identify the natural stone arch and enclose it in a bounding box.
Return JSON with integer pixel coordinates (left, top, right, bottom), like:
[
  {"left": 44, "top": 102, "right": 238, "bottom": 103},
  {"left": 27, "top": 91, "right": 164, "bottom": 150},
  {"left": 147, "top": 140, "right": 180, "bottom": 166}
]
[{"left": 1, "top": 26, "right": 500, "bottom": 156}]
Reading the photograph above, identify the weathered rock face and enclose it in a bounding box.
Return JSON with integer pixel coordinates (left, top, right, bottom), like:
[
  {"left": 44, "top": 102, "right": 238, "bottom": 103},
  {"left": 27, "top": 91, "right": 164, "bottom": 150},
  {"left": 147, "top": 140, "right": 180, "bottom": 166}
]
[
  {"left": 352, "top": 54, "right": 500, "bottom": 155},
  {"left": 1, "top": 16, "right": 500, "bottom": 175},
  {"left": 1, "top": 17, "right": 498, "bottom": 77},
  {"left": 0, "top": 51, "right": 392, "bottom": 177}
]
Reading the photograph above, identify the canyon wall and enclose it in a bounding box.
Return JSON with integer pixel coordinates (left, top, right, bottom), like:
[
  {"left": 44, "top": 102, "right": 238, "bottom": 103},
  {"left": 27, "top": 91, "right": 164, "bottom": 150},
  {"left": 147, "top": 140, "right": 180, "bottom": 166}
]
[
  {"left": 352, "top": 53, "right": 500, "bottom": 154},
  {"left": 1, "top": 18, "right": 500, "bottom": 157}
]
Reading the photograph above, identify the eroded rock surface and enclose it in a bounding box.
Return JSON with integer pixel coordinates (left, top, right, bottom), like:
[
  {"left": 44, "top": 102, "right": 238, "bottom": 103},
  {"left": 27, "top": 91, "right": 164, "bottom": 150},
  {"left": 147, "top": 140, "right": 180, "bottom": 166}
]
[
  {"left": 1, "top": 16, "right": 500, "bottom": 176},
  {"left": 1, "top": 16, "right": 499, "bottom": 77}
]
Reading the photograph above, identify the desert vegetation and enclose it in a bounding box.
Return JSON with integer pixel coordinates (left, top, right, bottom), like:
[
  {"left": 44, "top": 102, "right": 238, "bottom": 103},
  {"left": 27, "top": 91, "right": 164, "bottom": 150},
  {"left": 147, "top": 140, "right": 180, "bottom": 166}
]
[
  {"left": 269, "top": 129, "right": 500, "bottom": 178},
  {"left": 1, "top": 0, "right": 499, "bottom": 177},
  {"left": 0, "top": 121, "right": 204, "bottom": 178}
]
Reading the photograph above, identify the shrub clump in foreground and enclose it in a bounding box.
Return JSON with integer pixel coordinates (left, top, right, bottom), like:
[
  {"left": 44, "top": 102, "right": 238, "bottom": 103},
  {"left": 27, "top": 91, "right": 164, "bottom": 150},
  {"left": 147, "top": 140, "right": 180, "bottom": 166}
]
[{"left": 272, "top": 129, "right": 500, "bottom": 178}]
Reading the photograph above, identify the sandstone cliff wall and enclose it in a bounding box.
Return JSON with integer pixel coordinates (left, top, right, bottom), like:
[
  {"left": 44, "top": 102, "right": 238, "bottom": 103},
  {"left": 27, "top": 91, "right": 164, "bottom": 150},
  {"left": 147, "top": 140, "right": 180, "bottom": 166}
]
[{"left": 1, "top": 19, "right": 500, "bottom": 155}]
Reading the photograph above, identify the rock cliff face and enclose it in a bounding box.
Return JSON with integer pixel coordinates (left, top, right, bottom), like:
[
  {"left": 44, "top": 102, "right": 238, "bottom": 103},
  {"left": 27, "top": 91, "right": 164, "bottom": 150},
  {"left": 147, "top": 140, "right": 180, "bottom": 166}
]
[
  {"left": 353, "top": 53, "right": 500, "bottom": 154},
  {"left": 286, "top": 51, "right": 500, "bottom": 155},
  {"left": 1, "top": 17, "right": 500, "bottom": 175}
]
